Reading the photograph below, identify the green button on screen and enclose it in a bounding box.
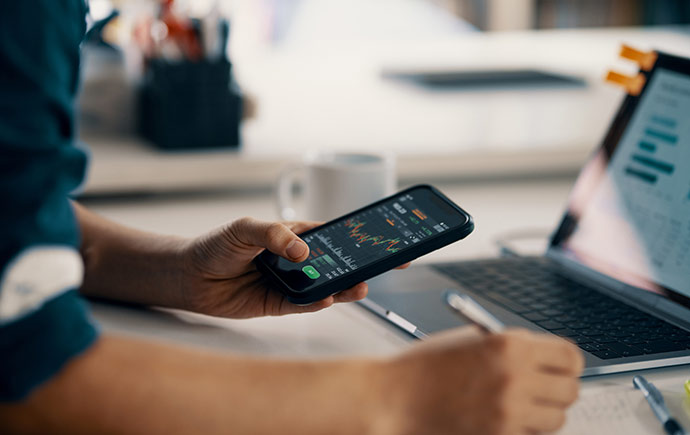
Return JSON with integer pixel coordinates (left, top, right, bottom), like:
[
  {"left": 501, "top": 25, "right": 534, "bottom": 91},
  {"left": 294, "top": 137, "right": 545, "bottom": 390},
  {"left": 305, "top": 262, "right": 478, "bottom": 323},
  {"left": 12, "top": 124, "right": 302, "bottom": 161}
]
[{"left": 302, "top": 265, "right": 320, "bottom": 279}]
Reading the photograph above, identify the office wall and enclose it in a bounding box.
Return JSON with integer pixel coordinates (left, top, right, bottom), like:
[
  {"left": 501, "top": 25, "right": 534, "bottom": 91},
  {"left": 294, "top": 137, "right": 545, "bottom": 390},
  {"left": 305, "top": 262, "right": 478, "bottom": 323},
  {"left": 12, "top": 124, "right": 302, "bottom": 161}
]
[{"left": 441, "top": 0, "right": 690, "bottom": 31}]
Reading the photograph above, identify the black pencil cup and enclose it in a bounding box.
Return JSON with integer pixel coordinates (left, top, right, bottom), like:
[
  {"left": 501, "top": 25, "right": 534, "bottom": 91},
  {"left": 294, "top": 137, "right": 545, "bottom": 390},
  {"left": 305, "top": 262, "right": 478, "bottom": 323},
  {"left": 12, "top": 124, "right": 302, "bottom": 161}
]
[{"left": 139, "top": 58, "right": 242, "bottom": 150}]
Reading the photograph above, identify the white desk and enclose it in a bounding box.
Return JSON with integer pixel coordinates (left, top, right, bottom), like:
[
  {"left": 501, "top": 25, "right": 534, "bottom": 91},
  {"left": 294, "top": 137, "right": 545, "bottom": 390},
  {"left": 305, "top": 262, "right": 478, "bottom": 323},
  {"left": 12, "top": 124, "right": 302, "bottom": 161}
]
[{"left": 84, "top": 178, "right": 690, "bottom": 434}]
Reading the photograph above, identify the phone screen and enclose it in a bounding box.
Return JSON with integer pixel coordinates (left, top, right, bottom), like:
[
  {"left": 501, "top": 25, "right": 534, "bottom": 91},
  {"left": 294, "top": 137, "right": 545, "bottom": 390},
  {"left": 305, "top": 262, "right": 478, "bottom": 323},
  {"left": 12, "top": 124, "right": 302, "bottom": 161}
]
[{"left": 268, "top": 186, "right": 469, "bottom": 292}]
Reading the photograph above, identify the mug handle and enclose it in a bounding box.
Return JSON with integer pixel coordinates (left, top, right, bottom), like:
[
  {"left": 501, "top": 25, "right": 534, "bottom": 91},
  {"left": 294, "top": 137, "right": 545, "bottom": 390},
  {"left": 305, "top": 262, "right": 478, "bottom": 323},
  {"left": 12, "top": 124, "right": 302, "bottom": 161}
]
[{"left": 276, "top": 163, "right": 302, "bottom": 220}]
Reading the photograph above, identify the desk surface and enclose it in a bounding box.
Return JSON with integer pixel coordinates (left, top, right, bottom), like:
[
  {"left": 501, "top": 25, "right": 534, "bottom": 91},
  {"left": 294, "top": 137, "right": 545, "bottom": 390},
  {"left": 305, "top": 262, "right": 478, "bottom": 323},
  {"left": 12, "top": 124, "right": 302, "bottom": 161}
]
[{"left": 84, "top": 178, "right": 690, "bottom": 434}]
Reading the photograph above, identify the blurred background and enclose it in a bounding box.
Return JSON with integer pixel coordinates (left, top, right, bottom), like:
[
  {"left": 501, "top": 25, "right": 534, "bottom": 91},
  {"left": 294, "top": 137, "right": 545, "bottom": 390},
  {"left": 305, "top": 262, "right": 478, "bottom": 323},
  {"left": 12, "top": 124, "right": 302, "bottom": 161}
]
[{"left": 78, "top": 0, "right": 690, "bottom": 196}]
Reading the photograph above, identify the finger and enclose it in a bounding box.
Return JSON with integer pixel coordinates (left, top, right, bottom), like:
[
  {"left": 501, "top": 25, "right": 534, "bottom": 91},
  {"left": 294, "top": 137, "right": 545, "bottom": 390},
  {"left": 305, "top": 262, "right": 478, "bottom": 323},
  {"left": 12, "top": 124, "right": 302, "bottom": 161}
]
[
  {"left": 284, "top": 221, "right": 324, "bottom": 235},
  {"left": 283, "top": 283, "right": 367, "bottom": 315},
  {"left": 528, "top": 372, "right": 580, "bottom": 407},
  {"left": 521, "top": 403, "right": 568, "bottom": 434},
  {"left": 230, "top": 217, "right": 309, "bottom": 262},
  {"left": 279, "top": 296, "right": 335, "bottom": 315},
  {"left": 529, "top": 334, "right": 585, "bottom": 376},
  {"left": 417, "top": 324, "right": 483, "bottom": 349},
  {"left": 395, "top": 262, "right": 411, "bottom": 270},
  {"left": 333, "top": 283, "right": 368, "bottom": 303}
]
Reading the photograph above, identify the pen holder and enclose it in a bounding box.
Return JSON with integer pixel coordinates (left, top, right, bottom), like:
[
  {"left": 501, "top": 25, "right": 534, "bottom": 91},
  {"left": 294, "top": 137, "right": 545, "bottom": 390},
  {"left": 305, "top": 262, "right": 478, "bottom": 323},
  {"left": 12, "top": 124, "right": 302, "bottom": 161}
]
[{"left": 138, "top": 58, "right": 242, "bottom": 150}]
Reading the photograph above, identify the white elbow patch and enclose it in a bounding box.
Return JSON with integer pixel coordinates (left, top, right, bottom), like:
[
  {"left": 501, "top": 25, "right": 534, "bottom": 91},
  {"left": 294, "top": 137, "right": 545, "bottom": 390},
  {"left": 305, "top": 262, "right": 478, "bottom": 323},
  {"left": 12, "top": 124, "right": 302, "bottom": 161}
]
[{"left": 0, "top": 247, "right": 84, "bottom": 324}]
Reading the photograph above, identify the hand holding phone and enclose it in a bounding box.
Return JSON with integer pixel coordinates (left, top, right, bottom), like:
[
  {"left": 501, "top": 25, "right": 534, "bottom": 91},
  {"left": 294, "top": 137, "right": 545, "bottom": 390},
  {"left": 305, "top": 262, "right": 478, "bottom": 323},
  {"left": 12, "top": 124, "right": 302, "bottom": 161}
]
[{"left": 255, "top": 185, "right": 474, "bottom": 304}]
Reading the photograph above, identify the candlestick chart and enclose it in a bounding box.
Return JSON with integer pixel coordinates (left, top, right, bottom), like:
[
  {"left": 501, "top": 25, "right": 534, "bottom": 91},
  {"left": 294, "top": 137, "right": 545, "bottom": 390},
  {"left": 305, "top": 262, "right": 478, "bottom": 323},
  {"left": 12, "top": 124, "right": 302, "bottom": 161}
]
[
  {"left": 344, "top": 219, "right": 402, "bottom": 253},
  {"left": 274, "top": 191, "right": 453, "bottom": 286}
]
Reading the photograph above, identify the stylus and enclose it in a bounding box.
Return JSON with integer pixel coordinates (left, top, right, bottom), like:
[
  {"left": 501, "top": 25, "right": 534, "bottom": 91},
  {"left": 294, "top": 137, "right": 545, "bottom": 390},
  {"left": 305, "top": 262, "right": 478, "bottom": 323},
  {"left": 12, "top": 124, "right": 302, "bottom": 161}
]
[{"left": 444, "top": 290, "right": 505, "bottom": 334}]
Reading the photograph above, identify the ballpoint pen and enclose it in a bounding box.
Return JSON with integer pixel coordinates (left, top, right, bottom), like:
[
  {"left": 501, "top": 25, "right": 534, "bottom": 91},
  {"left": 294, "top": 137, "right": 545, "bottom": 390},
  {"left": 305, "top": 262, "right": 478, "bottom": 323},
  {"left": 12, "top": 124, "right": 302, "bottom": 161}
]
[
  {"left": 444, "top": 290, "right": 505, "bottom": 334},
  {"left": 633, "top": 375, "right": 687, "bottom": 435}
]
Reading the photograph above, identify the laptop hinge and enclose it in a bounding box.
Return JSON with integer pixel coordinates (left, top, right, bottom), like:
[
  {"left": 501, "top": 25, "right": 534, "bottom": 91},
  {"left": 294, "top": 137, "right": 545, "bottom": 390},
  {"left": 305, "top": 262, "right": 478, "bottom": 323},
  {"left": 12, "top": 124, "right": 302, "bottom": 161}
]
[{"left": 544, "top": 249, "right": 690, "bottom": 331}]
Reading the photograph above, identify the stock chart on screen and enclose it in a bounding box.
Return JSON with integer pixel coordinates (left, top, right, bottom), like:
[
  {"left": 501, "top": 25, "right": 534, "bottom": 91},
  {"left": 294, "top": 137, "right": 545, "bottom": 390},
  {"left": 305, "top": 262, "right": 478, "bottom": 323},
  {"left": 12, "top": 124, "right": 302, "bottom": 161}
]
[{"left": 276, "top": 191, "right": 454, "bottom": 286}]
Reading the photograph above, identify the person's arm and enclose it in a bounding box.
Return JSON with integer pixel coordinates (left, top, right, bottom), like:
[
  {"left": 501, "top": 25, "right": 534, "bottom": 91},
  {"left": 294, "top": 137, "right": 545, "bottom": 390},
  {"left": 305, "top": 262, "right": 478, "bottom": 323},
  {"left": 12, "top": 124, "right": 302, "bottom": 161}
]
[
  {"left": 75, "top": 204, "right": 371, "bottom": 318},
  {"left": 76, "top": 203, "right": 191, "bottom": 310},
  {"left": 0, "top": 335, "right": 380, "bottom": 434},
  {"left": 1, "top": 328, "right": 583, "bottom": 435}
]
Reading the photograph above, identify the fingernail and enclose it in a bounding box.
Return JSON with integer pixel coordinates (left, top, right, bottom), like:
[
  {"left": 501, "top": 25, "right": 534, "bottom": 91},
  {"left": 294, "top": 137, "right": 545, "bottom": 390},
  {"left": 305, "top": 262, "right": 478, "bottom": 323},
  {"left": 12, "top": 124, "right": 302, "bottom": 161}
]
[{"left": 286, "top": 239, "right": 307, "bottom": 259}]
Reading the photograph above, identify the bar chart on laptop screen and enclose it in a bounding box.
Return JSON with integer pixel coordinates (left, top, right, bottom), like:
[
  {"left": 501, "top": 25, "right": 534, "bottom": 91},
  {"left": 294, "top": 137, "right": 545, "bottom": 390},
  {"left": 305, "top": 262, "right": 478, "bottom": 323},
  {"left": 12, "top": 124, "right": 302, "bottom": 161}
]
[{"left": 623, "top": 114, "right": 677, "bottom": 186}]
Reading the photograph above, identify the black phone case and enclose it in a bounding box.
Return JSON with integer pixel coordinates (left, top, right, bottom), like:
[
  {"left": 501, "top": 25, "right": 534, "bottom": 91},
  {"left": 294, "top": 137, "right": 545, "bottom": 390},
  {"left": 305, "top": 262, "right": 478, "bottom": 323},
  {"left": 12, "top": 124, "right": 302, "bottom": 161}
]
[{"left": 255, "top": 184, "right": 474, "bottom": 305}]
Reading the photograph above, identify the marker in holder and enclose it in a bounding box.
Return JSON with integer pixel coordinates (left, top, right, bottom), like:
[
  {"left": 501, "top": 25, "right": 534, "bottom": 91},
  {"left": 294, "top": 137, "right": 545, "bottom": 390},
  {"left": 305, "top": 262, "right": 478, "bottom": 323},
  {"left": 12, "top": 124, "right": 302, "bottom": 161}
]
[{"left": 139, "top": 58, "right": 243, "bottom": 150}]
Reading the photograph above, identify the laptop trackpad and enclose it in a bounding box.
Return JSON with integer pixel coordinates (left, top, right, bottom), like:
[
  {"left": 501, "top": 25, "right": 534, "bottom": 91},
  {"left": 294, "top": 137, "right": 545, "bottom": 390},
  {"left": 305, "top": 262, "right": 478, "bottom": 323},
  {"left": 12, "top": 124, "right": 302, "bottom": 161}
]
[
  {"left": 365, "top": 264, "right": 539, "bottom": 336},
  {"left": 365, "top": 265, "right": 471, "bottom": 334}
]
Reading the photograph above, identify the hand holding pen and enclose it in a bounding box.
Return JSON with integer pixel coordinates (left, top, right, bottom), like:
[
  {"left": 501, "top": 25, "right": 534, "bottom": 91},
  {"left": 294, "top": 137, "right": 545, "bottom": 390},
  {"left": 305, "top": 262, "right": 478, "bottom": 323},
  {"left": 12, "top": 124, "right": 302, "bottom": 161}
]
[{"left": 386, "top": 289, "right": 584, "bottom": 434}]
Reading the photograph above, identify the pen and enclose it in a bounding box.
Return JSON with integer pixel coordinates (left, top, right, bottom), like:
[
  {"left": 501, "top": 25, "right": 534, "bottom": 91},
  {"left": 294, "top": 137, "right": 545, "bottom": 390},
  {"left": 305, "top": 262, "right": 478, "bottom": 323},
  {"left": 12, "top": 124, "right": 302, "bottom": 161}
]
[
  {"left": 633, "top": 375, "right": 687, "bottom": 435},
  {"left": 444, "top": 290, "right": 505, "bottom": 334}
]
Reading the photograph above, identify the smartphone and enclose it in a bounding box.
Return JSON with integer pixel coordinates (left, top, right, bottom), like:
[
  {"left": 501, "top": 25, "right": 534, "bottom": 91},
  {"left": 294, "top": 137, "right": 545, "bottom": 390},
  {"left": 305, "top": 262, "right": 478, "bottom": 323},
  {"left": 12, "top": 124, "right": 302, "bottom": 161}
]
[{"left": 255, "top": 185, "right": 474, "bottom": 304}]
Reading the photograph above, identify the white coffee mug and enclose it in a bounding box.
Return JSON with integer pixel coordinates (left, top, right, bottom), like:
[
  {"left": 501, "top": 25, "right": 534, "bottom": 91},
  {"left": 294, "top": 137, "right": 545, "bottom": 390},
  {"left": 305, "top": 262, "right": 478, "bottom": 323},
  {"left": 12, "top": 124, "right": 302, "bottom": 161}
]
[{"left": 277, "top": 152, "right": 397, "bottom": 221}]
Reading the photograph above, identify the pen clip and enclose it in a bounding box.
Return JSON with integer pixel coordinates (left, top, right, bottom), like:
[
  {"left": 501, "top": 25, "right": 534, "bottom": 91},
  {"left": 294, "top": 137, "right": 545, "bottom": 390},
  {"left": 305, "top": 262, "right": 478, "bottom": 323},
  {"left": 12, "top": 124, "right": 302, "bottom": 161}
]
[
  {"left": 648, "top": 384, "right": 666, "bottom": 405},
  {"left": 634, "top": 375, "right": 665, "bottom": 403}
]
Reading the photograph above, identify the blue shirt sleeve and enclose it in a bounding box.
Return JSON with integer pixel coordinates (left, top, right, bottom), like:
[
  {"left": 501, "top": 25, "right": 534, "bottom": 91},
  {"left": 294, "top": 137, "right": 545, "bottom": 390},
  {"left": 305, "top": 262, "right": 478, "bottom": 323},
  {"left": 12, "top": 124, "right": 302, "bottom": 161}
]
[{"left": 0, "top": 0, "right": 99, "bottom": 401}]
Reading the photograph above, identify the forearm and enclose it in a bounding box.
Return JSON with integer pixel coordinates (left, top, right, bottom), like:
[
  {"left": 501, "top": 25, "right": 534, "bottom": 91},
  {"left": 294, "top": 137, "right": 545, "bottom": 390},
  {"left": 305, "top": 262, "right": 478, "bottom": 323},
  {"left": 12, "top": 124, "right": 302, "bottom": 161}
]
[
  {"left": 75, "top": 203, "right": 191, "bottom": 309},
  {"left": 0, "top": 335, "right": 385, "bottom": 435}
]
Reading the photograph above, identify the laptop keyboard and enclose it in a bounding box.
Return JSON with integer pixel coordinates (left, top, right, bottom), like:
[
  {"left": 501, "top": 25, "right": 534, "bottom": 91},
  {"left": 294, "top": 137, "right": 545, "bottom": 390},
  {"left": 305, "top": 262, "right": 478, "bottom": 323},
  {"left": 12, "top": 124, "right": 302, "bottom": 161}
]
[{"left": 434, "top": 257, "right": 690, "bottom": 359}]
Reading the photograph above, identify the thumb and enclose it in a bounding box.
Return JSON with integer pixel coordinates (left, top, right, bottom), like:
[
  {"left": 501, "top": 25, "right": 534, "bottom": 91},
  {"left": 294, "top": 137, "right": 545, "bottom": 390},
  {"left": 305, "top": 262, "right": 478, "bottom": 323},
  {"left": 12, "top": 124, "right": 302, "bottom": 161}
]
[{"left": 229, "top": 217, "right": 309, "bottom": 262}]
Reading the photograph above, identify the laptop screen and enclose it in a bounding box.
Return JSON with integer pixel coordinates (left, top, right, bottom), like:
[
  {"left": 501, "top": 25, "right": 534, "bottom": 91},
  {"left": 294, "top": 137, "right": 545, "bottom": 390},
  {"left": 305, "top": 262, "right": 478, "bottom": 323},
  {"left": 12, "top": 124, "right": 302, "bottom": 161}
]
[{"left": 550, "top": 55, "right": 690, "bottom": 309}]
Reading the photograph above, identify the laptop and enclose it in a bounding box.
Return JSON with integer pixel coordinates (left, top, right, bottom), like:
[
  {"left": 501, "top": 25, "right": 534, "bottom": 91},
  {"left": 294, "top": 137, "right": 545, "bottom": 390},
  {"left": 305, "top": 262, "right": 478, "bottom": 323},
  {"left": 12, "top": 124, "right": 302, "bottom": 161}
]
[{"left": 361, "top": 50, "right": 690, "bottom": 377}]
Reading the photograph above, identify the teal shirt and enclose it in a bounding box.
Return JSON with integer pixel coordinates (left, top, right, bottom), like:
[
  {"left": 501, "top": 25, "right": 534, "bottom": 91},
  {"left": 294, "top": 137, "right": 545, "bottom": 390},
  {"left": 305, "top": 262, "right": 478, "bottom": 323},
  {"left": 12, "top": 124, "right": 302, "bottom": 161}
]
[{"left": 0, "top": 1, "right": 99, "bottom": 400}]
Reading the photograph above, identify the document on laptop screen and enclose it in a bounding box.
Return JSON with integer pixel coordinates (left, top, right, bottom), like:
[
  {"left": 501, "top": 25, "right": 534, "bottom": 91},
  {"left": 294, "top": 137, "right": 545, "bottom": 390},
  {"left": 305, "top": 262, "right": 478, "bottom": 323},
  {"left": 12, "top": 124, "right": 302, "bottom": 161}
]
[{"left": 558, "top": 68, "right": 690, "bottom": 302}]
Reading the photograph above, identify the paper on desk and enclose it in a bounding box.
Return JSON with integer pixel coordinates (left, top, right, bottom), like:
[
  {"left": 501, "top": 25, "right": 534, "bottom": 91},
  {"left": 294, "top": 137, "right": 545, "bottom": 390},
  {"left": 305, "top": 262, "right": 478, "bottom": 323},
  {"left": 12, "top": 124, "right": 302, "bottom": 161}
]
[{"left": 557, "top": 384, "right": 690, "bottom": 435}]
